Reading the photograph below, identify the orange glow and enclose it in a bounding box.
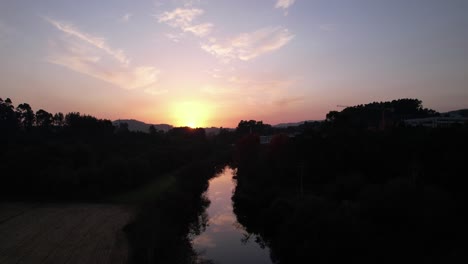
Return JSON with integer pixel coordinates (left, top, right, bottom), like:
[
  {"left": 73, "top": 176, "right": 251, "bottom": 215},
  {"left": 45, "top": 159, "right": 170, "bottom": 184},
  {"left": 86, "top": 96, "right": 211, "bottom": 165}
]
[{"left": 171, "top": 101, "right": 211, "bottom": 128}]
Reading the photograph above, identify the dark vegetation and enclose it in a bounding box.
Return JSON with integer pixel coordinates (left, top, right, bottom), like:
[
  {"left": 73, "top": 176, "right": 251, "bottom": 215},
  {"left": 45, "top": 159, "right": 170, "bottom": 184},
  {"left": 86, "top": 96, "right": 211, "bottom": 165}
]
[
  {"left": 125, "top": 159, "right": 228, "bottom": 264},
  {"left": 233, "top": 99, "right": 468, "bottom": 263},
  {"left": 0, "top": 97, "right": 231, "bottom": 201},
  {"left": 1, "top": 96, "right": 233, "bottom": 263},
  {"left": 3, "top": 96, "right": 467, "bottom": 263},
  {"left": 1, "top": 96, "right": 234, "bottom": 264}
]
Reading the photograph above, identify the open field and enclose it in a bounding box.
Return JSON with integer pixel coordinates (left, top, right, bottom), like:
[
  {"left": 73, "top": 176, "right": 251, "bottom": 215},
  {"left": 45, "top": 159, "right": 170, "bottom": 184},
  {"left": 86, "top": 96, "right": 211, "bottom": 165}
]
[{"left": 0, "top": 203, "right": 133, "bottom": 264}]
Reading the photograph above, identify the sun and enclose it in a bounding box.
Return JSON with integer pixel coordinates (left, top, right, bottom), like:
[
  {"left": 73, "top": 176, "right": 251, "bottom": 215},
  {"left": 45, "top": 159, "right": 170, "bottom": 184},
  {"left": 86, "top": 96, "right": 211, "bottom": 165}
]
[
  {"left": 187, "top": 121, "right": 197, "bottom": 128},
  {"left": 172, "top": 101, "right": 211, "bottom": 128}
]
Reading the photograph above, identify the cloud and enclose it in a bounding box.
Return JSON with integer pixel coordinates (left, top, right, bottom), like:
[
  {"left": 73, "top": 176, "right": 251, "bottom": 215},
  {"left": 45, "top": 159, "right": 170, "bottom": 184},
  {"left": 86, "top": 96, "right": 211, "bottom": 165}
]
[
  {"left": 157, "top": 6, "right": 293, "bottom": 60},
  {"left": 182, "top": 0, "right": 201, "bottom": 7},
  {"left": 165, "top": 33, "right": 183, "bottom": 43},
  {"left": 183, "top": 23, "right": 213, "bottom": 37},
  {"left": 122, "top": 13, "right": 133, "bottom": 22},
  {"left": 45, "top": 17, "right": 130, "bottom": 65},
  {"left": 275, "top": 0, "right": 296, "bottom": 9},
  {"left": 157, "top": 8, "right": 213, "bottom": 37},
  {"left": 158, "top": 8, "right": 203, "bottom": 27},
  {"left": 275, "top": 0, "right": 295, "bottom": 15},
  {"left": 48, "top": 52, "right": 160, "bottom": 90},
  {"left": 201, "top": 27, "right": 294, "bottom": 62},
  {"left": 273, "top": 96, "right": 304, "bottom": 107},
  {"left": 201, "top": 72, "right": 298, "bottom": 112},
  {"left": 46, "top": 17, "right": 162, "bottom": 94}
]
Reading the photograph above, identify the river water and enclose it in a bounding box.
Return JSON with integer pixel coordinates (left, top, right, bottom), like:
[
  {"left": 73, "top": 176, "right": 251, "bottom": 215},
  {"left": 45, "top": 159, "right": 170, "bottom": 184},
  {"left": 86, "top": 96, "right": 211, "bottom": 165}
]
[{"left": 192, "top": 166, "right": 272, "bottom": 264}]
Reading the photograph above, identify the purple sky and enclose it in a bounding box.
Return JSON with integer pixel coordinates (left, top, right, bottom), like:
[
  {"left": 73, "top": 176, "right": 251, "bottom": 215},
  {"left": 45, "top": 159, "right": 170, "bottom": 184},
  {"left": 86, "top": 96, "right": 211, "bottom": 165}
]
[{"left": 1, "top": 0, "right": 467, "bottom": 127}]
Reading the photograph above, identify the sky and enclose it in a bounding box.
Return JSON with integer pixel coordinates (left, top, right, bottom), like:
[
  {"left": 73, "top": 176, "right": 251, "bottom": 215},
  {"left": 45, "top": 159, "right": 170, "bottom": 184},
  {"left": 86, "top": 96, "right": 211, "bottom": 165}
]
[{"left": 1, "top": 0, "right": 467, "bottom": 127}]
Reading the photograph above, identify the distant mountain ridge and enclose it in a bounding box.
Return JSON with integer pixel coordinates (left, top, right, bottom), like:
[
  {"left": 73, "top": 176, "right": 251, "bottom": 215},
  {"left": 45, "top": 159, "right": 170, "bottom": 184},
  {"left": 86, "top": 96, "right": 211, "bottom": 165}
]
[
  {"left": 113, "top": 119, "right": 173, "bottom": 132},
  {"left": 443, "top": 109, "right": 468, "bottom": 118},
  {"left": 113, "top": 119, "right": 325, "bottom": 133},
  {"left": 273, "top": 120, "right": 322, "bottom": 128}
]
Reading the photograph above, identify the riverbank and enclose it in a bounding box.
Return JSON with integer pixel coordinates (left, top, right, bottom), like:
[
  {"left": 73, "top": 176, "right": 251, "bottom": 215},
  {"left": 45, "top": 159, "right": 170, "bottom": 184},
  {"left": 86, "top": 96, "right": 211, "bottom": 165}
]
[{"left": 124, "top": 151, "right": 231, "bottom": 264}]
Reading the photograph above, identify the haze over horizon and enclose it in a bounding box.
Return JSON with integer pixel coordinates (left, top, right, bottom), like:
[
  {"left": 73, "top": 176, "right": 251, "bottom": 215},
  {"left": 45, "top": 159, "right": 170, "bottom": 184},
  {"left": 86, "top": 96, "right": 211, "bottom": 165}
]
[{"left": 1, "top": 0, "right": 467, "bottom": 127}]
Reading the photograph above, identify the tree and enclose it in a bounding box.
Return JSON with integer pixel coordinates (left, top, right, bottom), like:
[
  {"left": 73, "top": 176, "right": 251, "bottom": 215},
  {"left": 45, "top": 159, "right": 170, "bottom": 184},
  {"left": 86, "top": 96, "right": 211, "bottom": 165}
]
[
  {"left": 116, "top": 122, "right": 129, "bottom": 133},
  {"left": 325, "top": 98, "right": 439, "bottom": 129},
  {"left": 65, "top": 112, "right": 114, "bottom": 135},
  {"left": 326, "top": 111, "right": 340, "bottom": 122},
  {"left": 53, "top": 112, "right": 64, "bottom": 126},
  {"left": 36, "top": 109, "right": 53, "bottom": 128},
  {"left": 149, "top": 125, "right": 157, "bottom": 135},
  {"left": 16, "top": 103, "right": 35, "bottom": 130},
  {"left": 0, "top": 98, "right": 18, "bottom": 132},
  {"left": 236, "top": 120, "right": 273, "bottom": 135}
]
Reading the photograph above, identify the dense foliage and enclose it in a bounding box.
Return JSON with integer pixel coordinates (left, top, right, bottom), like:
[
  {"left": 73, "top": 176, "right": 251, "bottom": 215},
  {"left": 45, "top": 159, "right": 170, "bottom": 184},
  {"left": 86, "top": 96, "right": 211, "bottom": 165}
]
[
  {"left": 125, "top": 159, "right": 228, "bottom": 264},
  {"left": 232, "top": 99, "right": 467, "bottom": 263},
  {"left": 0, "top": 97, "right": 222, "bottom": 200},
  {"left": 3, "top": 96, "right": 467, "bottom": 263},
  {"left": 326, "top": 98, "right": 438, "bottom": 130}
]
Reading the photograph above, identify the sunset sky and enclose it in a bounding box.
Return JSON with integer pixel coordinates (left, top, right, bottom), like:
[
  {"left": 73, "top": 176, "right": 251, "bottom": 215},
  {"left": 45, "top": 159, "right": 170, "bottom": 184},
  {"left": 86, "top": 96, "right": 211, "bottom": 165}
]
[{"left": 1, "top": 0, "right": 467, "bottom": 127}]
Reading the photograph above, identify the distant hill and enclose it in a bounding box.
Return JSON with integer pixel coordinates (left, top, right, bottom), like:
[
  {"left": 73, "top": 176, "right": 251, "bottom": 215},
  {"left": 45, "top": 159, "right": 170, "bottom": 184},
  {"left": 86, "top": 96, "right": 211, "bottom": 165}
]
[
  {"left": 113, "top": 119, "right": 330, "bottom": 133},
  {"left": 443, "top": 109, "right": 468, "bottom": 118},
  {"left": 113, "top": 119, "right": 173, "bottom": 132},
  {"left": 273, "top": 120, "right": 322, "bottom": 128}
]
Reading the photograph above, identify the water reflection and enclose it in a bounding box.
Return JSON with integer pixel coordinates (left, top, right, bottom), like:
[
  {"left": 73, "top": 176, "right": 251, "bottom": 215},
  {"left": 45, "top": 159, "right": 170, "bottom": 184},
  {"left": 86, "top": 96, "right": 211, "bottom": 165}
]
[{"left": 193, "top": 166, "right": 272, "bottom": 264}]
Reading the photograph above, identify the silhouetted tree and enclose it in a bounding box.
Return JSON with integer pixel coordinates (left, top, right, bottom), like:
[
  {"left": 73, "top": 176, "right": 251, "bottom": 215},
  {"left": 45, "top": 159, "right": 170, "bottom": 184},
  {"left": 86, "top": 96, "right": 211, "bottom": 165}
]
[
  {"left": 325, "top": 111, "right": 340, "bottom": 122},
  {"left": 326, "top": 98, "right": 439, "bottom": 129},
  {"left": 168, "top": 127, "right": 206, "bottom": 141},
  {"left": 0, "top": 97, "right": 18, "bottom": 133},
  {"left": 53, "top": 112, "right": 64, "bottom": 126},
  {"left": 64, "top": 112, "right": 114, "bottom": 136},
  {"left": 236, "top": 120, "right": 273, "bottom": 135},
  {"left": 149, "top": 124, "right": 157, "bottom": 135},
  {"left": 116, "top": 122, "right": 129, "bottom": 133},
  {"left": 35, "top": 109, "right": 53, "bottom": 128},
  {"left": 16, "top": 103, "right": 35, "bottom": 130}
]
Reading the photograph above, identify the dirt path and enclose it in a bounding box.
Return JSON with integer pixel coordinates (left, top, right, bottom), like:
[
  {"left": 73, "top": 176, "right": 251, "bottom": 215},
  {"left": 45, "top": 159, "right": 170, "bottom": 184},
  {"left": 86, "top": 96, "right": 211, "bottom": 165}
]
[{"left": 0, "top": 203, "right": 133, "bottom": 264}]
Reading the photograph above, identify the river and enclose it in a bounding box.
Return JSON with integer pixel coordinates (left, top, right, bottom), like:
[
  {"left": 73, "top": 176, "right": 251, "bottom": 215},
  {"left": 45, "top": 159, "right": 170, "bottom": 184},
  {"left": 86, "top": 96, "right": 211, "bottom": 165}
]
[{"left": 192, "top": 166, "right": 272, "bottom": 264}]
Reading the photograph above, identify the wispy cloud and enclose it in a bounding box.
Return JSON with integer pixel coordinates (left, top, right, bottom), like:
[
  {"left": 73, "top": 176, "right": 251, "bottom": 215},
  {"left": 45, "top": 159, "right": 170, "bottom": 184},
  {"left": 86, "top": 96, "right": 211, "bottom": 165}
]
[
  {"left": 275, "top": 0, "right": 295, "bottom": 15},
  {"left": 45, "top": 17, "right": 130, "bottom": 65},
  {"left": 201, "top": 71, "right": 298, "bottom": 112},
  {"left": 122, "top": 13, "right": 133, "bottom": 22},
  {"left": 158, "top": 8, "right": 203, "bottom": 27},
  {"left": 157, "top": 8, "right": 213, "bottom": 37},
  {"left": 45, "top": 17, "right": 162, "bottom": 93},
  {"left": 273, "top": 96, "right": 304, "bottom": 107},
  {"left": 201, "top": 27, "right": 294, "bottom": 62},
  {"left": 165, "top": 32, "right": 183, "bottom": 43},
  {"left": 183, "top": 23, "right": 213, "bottom": 37},
  {"left": 47, "top": 51, "right": 160, "bottom": 90},
  {"left": 275, "top": 0, "right": 296, "bottom": 9},
  {"left": 182, "top": 0, "right": 201, "bottom": 8}
]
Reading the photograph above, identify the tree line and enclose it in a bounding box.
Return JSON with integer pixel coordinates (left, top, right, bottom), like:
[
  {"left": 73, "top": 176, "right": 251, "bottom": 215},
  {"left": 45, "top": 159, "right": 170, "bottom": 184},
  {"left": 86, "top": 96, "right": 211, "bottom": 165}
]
[
  {"left": 0, "top": 97, "right": 228, "bottom": 200},
  {"left": 232, "top": 99, "right": 467, "bottom": 263}
]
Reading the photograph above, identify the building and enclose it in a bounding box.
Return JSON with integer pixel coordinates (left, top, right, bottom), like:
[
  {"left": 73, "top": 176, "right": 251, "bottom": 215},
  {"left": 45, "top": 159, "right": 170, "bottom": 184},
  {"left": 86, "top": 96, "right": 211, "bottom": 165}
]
[{"left": 404, "top": 117, "right": 468, "bottom": 128}]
